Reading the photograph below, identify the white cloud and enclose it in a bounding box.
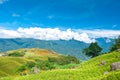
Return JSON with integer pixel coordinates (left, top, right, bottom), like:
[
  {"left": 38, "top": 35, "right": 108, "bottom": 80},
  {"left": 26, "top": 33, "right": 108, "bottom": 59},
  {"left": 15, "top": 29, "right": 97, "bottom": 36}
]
[
  {"left": 76, "top": 29, "right": 120, "bottom": 39},
  {"left": 0, "top": 0, "right": 8, "bottom": 4},
  {"left": 0, "top": 27, "right": 120, "bottom": 43},
  {"left": 12, "top": 13, "right": 20, "bottom": 17},
  {"left": 0, "top": 29, "right": 21, "bottom": 38}
]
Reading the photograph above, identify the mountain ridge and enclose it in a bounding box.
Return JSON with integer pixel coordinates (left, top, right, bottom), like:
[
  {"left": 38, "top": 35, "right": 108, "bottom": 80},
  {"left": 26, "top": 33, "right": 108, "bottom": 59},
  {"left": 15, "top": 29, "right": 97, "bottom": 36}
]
[{"left": 0, "top": 38, "right": 113, "bottom": 60}]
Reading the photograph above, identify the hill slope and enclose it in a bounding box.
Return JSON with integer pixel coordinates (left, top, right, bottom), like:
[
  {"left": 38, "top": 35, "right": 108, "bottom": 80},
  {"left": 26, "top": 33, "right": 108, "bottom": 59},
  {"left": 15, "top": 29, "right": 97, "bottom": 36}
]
[
  {"left": 2, "top": 51, "right": 120, "bottom": 80},
  {"left": 0, "top": 48, "right": 61, "bottom": 77},
  {"left": 0, "top": 57, "right": 28, "bottom": 77},
  {"left": 6, "top": 48, "right": 59, "bottom": 59}
]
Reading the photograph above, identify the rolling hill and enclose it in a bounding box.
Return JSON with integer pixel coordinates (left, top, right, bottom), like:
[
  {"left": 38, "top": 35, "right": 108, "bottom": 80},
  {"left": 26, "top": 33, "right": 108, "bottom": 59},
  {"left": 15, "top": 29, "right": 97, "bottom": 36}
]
[
  {"left": 2, "top": 51, "right": 120, "bottom": 80},
  {"left": 0, "top": 48, "right": 61, "bottom": 77},
  {"left": 6, "top": 48, "right": 59, "bottom": 58},
  {"left": 0, "top": 57, "right": 28, "bottom": 77}
]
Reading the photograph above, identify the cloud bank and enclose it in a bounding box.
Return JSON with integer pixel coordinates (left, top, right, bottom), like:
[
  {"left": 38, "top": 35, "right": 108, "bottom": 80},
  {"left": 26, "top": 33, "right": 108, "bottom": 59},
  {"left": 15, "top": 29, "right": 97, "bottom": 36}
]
[{"left": 0, "top": 27, "right": 120, "bottom": 43}]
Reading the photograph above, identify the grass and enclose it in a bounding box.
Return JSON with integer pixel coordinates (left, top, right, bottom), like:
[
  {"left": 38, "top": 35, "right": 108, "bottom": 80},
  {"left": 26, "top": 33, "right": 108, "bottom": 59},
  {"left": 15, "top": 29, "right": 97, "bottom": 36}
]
[
  {"left": 0, "top": 48, "right": 74, "bottom": 78},
  {"left": 0, "top": 57, "right": 29, "bottom": 77},
  {"left": 7, "top": 48, "right": 59, "bottom": 60},
  {"left": 1, "top": 51, "right": 120, "bottom": 80},
  {"left": 54, "top": 63, "right": 80, "bottom": 69},
  {"left": 101, "top": 71, "right": 120, "bottom": 80}
]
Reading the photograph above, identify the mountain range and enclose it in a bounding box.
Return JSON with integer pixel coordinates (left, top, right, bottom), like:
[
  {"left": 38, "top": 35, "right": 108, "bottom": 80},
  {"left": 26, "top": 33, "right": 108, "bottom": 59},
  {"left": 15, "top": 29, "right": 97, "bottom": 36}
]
[{"left": 0, "top": 38, "right": 114, "bottom": 60}]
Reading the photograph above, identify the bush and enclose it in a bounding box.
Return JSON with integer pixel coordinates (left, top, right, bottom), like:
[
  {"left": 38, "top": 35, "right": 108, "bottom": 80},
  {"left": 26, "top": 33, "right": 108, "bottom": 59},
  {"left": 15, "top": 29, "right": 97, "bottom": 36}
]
[
  {"left": 48, "top": 55, "right": 80, "bottom": 65},
  {"left": 8, "top": 52, "right": 25, "bottom": 57},
  {"left": 36, "top": 60, "right": 55, "bottom": 70},
  {"left": 25, "top": 61, "right": 35, "bottom": 68}
]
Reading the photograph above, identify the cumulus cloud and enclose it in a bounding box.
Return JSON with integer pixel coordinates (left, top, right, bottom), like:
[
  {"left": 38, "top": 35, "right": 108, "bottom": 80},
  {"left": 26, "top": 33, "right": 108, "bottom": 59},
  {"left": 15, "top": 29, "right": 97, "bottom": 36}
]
[
  {"left": 0, "top": 0, "right": 8, "bottom": 4},
  {"left": 0, "top": 27, "right": 120, "bottom": 43}
]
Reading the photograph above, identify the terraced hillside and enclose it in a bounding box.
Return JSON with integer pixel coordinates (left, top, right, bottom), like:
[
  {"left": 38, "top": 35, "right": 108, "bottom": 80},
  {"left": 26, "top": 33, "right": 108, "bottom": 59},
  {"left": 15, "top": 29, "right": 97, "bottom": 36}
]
[
  {"left": 0, "top": 57, "right": 28, "bottom": 77},
  {"left": 0, "top": 48, "right": 61, "bottom": 77},
  {"left": 2, "top": 51, "right": 120, "bottom": 80}
]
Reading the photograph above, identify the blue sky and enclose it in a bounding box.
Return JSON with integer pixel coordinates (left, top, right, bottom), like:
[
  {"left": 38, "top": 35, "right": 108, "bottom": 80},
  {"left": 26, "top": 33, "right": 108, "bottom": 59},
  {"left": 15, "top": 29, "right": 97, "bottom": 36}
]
[
  {"left": 0, "top": 0, "right": 120, "bottom": 30},
  {"left": 0, "top": 0, "right": 120, "bottom": 43}
]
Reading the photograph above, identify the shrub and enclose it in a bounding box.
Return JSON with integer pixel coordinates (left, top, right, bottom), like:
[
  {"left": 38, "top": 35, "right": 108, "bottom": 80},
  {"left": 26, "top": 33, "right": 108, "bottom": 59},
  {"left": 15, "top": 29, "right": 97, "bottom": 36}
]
[
  {"left": 25, "top": 61, "right": 35, "bottom": 68},
  {"left": 8, "top": 52, "right": 25, "bottom": 57}
]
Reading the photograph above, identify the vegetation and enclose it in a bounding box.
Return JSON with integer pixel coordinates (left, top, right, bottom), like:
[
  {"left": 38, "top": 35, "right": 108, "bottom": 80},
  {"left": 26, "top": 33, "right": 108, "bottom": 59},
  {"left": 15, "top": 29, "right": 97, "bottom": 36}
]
[
  {"left": 16, "top": 55, "right": 80, "bottom": 75},
  {"left": 1, "top": 51, "right": 120, "bottom": 80},
  {"left": 0, "top": 57, "right": 28, "bottom": 77},
  {"left": 8, "top": 52, "right": 25, "bottom": 57},
  {"left": 1, "top": 38, "right": 120, "bottom": 80},
  {"left": 48, "top": 55, "right": 80, "bottom": 65},
  {"left": 83, "top": 42, "right": 102, "bottom": 57},
  {"left": 110, "top": 36, "right": 120, "bottom": 52},
  {"left": 0, "top": 48, "right": 80, "bottom": 77}
]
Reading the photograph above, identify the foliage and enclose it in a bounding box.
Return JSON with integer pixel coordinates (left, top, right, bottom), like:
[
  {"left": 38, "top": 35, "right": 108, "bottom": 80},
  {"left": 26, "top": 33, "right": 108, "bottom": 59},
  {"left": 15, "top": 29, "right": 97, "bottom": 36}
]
[
  {"left": 66, "top": 55, "right": 80, "bottom": 64},
  {"left": 54, "top": 63, "right": 80, "bottom": 69},
  {"left": 15, "top": 55, "right": 80, "bottom": 75},
  {"left": 83, "top": 42, "right": 102, "bottom": 57},
  {"left": 16, "top": 65, "right": 27, "bottom": 73},
  {"left": 110, "top": 36, "right": 120, "bottom": 52},
  {"left": 8, "top": 52, "right": 25, "bottom": 57},
  {"left": 35, "top": 60, "right": 55, "bottom": 70},
  {"left": 25, "top": 61, "right": 35, "bottom": 69},
  {"left": 2, "top": 51, "right": 120, "bottom": 80},
  {"left": 16, "top": 61, "right": 36, "bottom": 75},
  {"left": 48, "top": 55, "right": 80, "bottom": 65}
]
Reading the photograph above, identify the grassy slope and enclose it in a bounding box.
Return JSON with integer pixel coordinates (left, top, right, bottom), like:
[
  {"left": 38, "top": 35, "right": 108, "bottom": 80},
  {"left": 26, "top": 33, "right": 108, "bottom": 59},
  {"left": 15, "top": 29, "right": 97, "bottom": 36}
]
[
  {"left": 0, "top": 57, "right": 29, "bottom": 77},
  {"left": 2, "top": 51, "right": 120, "bottom": 80},
  {"left": 0, "top": 48, "right": 60, "bottom": 78},
  {"left": 7, "top": 48, "right": 59, "bottom": 59}
]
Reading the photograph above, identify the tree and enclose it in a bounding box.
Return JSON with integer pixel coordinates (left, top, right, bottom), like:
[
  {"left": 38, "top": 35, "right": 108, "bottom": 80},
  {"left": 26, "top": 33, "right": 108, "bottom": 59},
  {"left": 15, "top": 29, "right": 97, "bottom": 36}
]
[
  {"left": 110, "top": 36, "right": 120, "bottom": 52},
  {"left": 83, "top": 42, "right": 102, "bottom": 57}
]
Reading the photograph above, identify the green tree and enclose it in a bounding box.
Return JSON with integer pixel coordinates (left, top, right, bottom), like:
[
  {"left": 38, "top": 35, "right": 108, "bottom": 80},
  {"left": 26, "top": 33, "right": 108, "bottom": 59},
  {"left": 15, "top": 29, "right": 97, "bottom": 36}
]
[
  {"left": 83, "top": 42, "right": 102, "bottom": 57},
  {"left": 110, "top": 36, "right": 120, "bottom": 52}
]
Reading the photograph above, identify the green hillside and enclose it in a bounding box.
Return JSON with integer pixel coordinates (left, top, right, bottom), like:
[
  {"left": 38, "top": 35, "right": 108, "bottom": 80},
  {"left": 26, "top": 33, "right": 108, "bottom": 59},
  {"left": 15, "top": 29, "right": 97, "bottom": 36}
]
[
  {"left": 6, "top": 48, "right": 60, "bottom": 61},
  {"left": 0, "top": 48, "right": 60, "bottom": 77},
  {"left": 0, "top": 57, "right": 29, "bottom": 77},
  {"left": 2, "top": 51, "right": 120, "bottom": 80},
  {"left": 0, "top": 48, "right": 79, "bottom": 79}
]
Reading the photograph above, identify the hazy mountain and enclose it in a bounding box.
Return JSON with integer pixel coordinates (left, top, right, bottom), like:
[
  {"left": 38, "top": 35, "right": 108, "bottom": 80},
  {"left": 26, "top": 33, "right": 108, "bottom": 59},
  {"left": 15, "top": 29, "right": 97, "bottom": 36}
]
[
  {"left": 0, "top": 38, "right": 114, "bottom": 60},
  {"left": 96, "top": 38, "right": 114, "bottom": 52}
]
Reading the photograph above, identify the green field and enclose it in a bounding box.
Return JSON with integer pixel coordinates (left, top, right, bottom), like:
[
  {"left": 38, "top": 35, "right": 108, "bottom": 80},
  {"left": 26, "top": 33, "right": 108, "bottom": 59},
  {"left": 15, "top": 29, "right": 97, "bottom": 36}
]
[{"left": 1, "top": 51, "right": 120, "bottom": 80}]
